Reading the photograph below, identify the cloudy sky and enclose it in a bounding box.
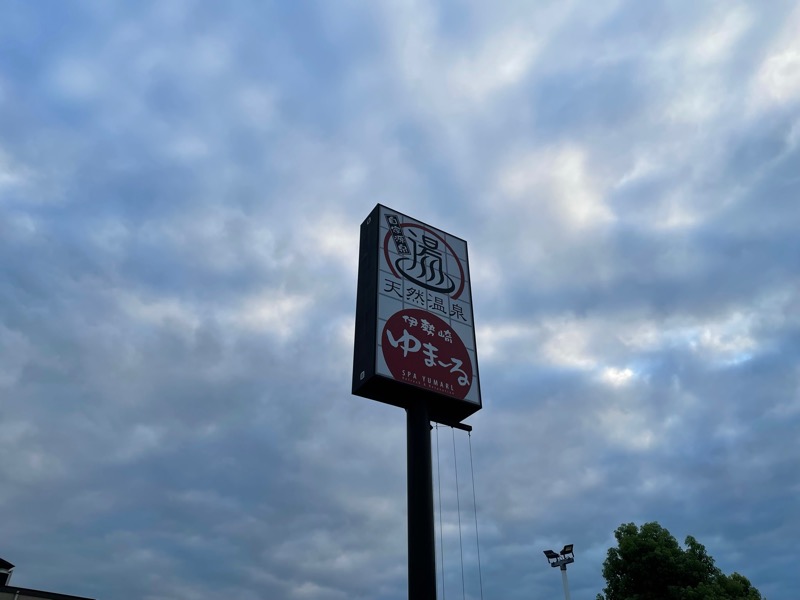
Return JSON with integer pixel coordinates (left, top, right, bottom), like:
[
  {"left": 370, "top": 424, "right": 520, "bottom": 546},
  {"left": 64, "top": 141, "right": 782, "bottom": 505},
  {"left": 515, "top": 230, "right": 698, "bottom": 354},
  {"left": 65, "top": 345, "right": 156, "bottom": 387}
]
[{"left": 2, "top": 1, "right": 799, "bottom": 599}]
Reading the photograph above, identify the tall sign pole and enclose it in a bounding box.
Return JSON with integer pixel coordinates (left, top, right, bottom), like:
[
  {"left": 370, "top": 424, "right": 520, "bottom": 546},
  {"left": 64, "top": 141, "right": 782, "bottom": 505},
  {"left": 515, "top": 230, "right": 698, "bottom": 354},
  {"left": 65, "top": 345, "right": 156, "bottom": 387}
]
[
  {"left": 407, "top": 400, "right": 436, "bottom": 598},
  {"left": 352, "top": 205, "right": 482, "bottom": 600}
]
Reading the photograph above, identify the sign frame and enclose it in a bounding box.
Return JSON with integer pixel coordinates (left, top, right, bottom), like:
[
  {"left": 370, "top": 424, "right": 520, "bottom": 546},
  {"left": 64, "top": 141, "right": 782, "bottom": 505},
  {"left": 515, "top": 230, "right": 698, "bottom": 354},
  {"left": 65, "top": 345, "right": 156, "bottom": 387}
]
[{"left": 352, "top": 204, "right": 481, "bottom": 426}]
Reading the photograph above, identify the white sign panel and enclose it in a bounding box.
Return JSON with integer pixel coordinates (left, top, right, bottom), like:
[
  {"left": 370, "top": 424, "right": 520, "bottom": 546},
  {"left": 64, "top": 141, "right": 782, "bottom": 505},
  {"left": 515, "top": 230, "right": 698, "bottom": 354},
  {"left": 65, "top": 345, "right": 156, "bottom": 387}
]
[{"left": 374, "top": 206, "right": 480, "bottom": 405}]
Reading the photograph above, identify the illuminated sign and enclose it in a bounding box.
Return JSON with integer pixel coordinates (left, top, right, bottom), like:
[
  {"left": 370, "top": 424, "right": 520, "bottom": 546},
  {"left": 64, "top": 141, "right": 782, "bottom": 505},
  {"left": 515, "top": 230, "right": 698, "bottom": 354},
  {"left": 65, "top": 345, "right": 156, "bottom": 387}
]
[{"left": 352, "top": 204, "right": 481, "bottom": 425}]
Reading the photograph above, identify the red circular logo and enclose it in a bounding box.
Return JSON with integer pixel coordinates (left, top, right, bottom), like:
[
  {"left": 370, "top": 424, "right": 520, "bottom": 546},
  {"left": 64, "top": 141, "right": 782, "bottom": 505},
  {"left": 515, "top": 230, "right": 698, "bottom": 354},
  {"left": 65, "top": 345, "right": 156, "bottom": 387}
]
[{"left": 381, "top": 309, "right": 472, "bottom": 399}]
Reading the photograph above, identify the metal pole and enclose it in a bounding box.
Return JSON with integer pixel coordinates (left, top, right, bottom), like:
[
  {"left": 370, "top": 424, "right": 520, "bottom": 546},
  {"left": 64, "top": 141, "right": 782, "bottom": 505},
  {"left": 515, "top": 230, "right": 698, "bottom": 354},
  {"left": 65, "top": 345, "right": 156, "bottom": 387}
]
[
  {"left": 407, "top": 400, "right": 437, "bottom": 600},
  {"left": 560, "top": 565, "right": 571, "bottom": 600}
]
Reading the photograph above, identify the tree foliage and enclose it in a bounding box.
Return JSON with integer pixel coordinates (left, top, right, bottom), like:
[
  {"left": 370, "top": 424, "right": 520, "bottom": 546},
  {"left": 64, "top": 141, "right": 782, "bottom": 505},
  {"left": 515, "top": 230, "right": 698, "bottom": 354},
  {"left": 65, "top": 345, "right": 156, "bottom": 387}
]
[{"left": 596, "top": 522, "right": 764, "bottom": 600}]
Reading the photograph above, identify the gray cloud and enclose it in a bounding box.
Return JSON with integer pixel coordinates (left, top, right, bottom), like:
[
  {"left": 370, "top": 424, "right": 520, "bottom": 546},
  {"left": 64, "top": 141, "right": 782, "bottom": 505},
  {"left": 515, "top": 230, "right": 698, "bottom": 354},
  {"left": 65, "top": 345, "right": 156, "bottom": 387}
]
[{"left": 2, "top": 1, "right": 799, "bottom": 599}]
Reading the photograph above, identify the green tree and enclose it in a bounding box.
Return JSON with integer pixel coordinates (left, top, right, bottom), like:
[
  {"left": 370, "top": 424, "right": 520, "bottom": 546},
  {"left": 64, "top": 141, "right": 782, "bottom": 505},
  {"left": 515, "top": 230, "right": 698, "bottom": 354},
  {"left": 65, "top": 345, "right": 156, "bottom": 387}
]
[{"left": 596, "top": 522, "right": 764, "bottom": 600}]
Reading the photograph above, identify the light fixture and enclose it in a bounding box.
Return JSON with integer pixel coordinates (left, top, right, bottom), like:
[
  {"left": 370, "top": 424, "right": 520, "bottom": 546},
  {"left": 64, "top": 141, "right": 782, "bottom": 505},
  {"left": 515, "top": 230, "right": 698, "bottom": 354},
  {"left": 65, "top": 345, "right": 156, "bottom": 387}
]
[{"left": 543, "top": 544, "right": 574, "bottom": 600}]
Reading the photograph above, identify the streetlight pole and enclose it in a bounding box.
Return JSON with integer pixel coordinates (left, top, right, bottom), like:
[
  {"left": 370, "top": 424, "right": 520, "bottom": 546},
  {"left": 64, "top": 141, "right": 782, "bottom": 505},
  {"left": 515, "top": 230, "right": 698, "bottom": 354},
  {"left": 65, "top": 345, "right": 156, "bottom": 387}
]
[
  {"left": 543, "top": 545, "right": 575, "bottom": 600},
  {"left": 560, "top": 563, "right": 571, "bottom": 600}
]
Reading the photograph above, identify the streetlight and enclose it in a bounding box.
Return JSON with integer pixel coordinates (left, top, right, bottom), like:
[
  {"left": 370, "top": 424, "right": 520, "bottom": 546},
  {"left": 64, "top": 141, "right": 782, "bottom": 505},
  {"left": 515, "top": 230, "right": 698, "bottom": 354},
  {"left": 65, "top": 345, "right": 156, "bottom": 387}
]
[{"left": 543, "top": 544, "right": 575, "bottom": 600}]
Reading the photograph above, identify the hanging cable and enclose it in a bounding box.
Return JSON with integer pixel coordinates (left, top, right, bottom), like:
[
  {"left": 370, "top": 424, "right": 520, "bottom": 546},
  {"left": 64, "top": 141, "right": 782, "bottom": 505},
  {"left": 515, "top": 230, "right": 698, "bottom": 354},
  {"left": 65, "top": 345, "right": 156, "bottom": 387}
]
[
  {"left": 435, "top": 424, "right": 446, "bottom": 600},
  {"left": 468, "top": 431, "right": 485, "bottom": 600},
  {"left": 452, "top": 427, "right": 466, "bottom": 600}
]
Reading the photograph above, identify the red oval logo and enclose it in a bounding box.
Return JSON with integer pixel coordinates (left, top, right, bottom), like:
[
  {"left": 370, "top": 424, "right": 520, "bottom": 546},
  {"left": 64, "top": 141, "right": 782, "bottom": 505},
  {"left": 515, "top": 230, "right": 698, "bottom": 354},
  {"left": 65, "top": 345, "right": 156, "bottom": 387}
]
[{"left": 381, "top": 309, "right": 472, "bottom": 399}]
